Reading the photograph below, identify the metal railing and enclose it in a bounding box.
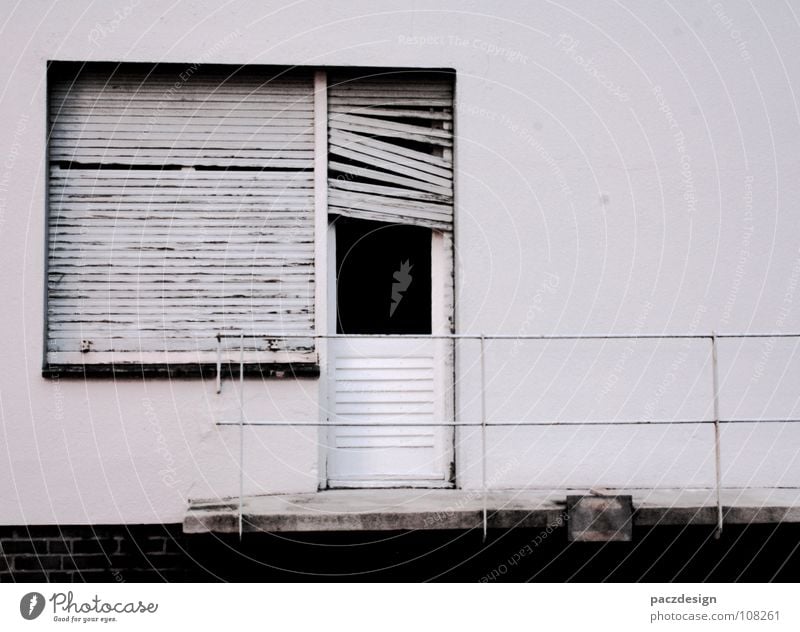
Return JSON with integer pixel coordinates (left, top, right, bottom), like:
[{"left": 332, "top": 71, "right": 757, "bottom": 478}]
[{"left": 214, "top": 331, "right": 800, "bottom": 539}]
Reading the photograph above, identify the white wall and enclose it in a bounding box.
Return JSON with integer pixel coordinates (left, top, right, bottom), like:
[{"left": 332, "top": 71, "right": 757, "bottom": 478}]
[{"left": 2, "top": 0, "right": 800, "bottom": 523}]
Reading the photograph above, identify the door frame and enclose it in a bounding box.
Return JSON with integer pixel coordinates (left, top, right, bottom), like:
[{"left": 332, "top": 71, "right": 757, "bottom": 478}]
[{"left": 322, "top": 219, "right": 455, "bottom": 488}]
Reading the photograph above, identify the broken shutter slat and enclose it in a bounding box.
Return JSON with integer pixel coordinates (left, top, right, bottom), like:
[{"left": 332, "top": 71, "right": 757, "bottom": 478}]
[
  {"left": 328, "top": 105, "right": 452, "bottom": 120},
  {"left": 330, "top": 130, "right": 452, "bottom": 172},
  {"left": 329, "top": 113, "right": 452, "bottom": 142},
  {"left": 328, "top": 191, "right": 451, "bottom": 230},
  {"left": 327, "top": 73, "right": 454, "bottom": 231},
  {"left": 329, "top": 178, "right": 451, "bottom": 204},
  {"left": 47, "top": 68, "right": 316, "bottom": 364},
  {"left": 329, "top": 119, "right": 452, "bottom": 148},
  {"left": 329, "top": 161, "right": 452, "bottom": 197},
  {"left": 329, "top": 131, "right": 452, "bottom": 181},
  {"left": 329, "top": 146, "right": 451, "bottom": 190}
]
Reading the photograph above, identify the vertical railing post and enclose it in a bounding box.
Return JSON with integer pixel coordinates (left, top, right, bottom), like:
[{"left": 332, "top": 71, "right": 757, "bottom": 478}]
[
  {"left": 711, "top": 332, "right": 723, "bottom": 538},
  {"left": 239, "top": 333, "right": 245, "bottom": 540},
  {"left": 215, "top": 333, "right": 222, "bottom": 394},
  {"left": 480, "top": 334, "right": 488, "bottom": 541}
]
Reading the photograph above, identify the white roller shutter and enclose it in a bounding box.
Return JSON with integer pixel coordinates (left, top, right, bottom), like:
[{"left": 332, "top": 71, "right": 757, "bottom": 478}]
[
  {"left": 47, "top": 66, "right": 316, "bottom": 366},
  {"left": 327, "top": 73, "right": 454, "bottom": 231}
]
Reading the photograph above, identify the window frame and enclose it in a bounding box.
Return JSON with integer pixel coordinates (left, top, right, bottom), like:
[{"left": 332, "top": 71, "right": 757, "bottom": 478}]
[{"left": 42, "top": 63, "right": 455, "bottom": 378}]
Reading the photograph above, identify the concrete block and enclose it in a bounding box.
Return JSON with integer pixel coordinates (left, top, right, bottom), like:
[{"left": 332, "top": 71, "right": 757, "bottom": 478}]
[{"left": 567, "top": 495, "right": 634, "bottom": 542}]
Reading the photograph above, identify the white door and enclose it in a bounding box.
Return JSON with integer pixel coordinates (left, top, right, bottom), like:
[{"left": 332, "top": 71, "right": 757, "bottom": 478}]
[{"left": 326, "top": 218, "right": 454, "bottom": 488}]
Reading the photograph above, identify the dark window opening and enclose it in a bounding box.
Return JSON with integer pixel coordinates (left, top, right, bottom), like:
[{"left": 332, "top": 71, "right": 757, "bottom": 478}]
[{"left": 335, "top": 217, "right": 431, "bottom": 335}]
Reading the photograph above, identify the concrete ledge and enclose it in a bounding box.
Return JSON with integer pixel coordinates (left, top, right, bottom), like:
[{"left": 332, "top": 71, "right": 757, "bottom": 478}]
[{"left": 183, "top": 488, "right": 800, "bottom": 534}]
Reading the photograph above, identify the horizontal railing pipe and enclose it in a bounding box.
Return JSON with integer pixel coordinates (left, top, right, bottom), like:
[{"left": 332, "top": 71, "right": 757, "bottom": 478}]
[{"left": 214, "top": 331, "right": 800, "bottom": 341}]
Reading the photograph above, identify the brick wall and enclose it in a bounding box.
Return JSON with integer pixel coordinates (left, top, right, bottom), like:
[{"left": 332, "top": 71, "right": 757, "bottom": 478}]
[{"left": 0, "top": 525, "right": 189, "bottom": 582}]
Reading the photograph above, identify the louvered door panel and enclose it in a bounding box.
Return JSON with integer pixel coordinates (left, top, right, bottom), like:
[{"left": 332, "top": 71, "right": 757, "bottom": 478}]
[{"left": 327, "top": 338, "right": 452, "bottom": 487}]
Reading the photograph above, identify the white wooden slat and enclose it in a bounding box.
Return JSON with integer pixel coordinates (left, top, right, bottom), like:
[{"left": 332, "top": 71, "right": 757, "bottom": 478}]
[
  {"left": 52, "top": 73, "right": 312, "bottom": 83},
  {"left": 330, "top": 129, "right": 452, "bottom": 171},
  {"left": 329, "top": 117, "right": 452, "bottom": 147},
  {"left": 47, "top": 340, "right": 315, "bottom": 355},
  {"left": 51, "top": 103, "right": 315, "bottom": 114},
  {"left": 52, "top": 204, "right": 314, "bottom": 214},
  {"left": 51, "top": 83, "right": 315, "bottom": 94},
  {"left": 328, "top": 105, "right": 452, "bottom": 120},
  {"left": 330, "top": 195, "right": 452, "bottom": 230},
  {"left": 328, "top": 190, "right": 451, "bottom": 229},
  {"left": 50, "top": 107, "right": 314, "bottom": 118},
  {"left": 49, "top": 318, "right": 316, "bottom": 331},
  {"left": 49, "top": 290, "right": 314, "bottom": 299},
  {"left": 329, "top": 112, "right": 451, "bottom": 140},
  {"left": 50, "top": 119, "right": 314, "bottom": 131},
  {"left": 51, "top": 186, "right": 315, "bottom": 198},
  {"left": 50, "top": 89, "right": 314, "bottom": 101},
  {"left": 47, "top": 248, "right": 314, "bottom": 259},
  {"left": 50, "top": 153, "right": 312, "bottom": 169},
  {"left": 49, "top": 275, "right": 311, "bottom": 285},
  {"left": 51, "top": 186, "right": 313, "bottom": 196},
  {"left": 328, "top": 161, "right": 451, "bottom": 197},
  {"left": 327, "top": 82, "right": 452, "bottom": 93},
  {"left": 48, "top": 264, "right": 313, "bottom": 275},
  {"left": 46, "top": 350, "right": 316, "bottom": 365},
  {"left": 329, "top": 178, "right": 450, "bottom": 203},
  {"left": 327, "top": 205, "right": 450, "bottom": 231},
  {"left": 49, "top": 322, "right": 314, "bottom": 335},
  {"left": 326, "top": 203, "right": 448, "bottom": 230},
  {"left": 50, "top": 124, "right": 313, "bottom": 135},
  {"left": 329, "top": 142, "right": 451, "bottom": 187},
  {"left": 51, "top": 76, "right": 314, "bottom": 89},
  {"left": 50, "top": 166, "right": 313, "bottom": 181},
  {"left": 51, "top": 140, "right": 314, "bottom": 153},
  {"left": 48, "top": 304, "right": 314, "bottom": 315},
  {"left": 49, "top": 291, "right": 315, "bottom": 301},
  {"left": 328, "top": 97, "right": 453, "bottom": 108},
  {"left": 48, "top": 232, "right": 313, "bottom": 242}
]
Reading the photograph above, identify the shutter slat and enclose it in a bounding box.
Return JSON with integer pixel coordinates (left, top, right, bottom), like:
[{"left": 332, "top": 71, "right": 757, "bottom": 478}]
[
  {"left": 329, "top": 138, "right": 452, "bottom": 185},
  {"left": 330, "top": 130, "right": 452, "bottom": 170},
  {"left": 329, "top": 161, "right": 451, "bottom": 197},
  {"left": 328, "top": 105, "right": 452, "bottom": 120},
  {"left": 329, "top": 178, "right": 451, "bottom": 203}
]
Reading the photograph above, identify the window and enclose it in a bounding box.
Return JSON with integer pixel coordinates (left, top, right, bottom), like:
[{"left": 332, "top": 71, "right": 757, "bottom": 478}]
[
  {"left": 335, "top": 217, "right": 432, "bottom": 335},
  {"left": 45, "top": 63, "right": 453, "bottom": 372}
]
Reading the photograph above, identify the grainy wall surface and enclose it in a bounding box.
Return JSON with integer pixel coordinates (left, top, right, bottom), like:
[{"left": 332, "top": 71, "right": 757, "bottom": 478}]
[{"left": 2, "top": 1, "right": 800, "bottom": 523}]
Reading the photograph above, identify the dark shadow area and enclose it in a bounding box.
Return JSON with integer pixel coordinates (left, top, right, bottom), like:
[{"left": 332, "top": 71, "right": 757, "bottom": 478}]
[
  {"left": 4, "top": 522, "right": 800, "bottom": 583},
  {"left": 335, "top": 217, "right": 431, "bottom": 335},
  {"left": 180, "top": 524, "right": 800, "bottom": 582}
]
